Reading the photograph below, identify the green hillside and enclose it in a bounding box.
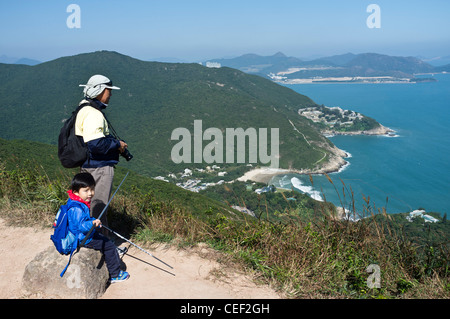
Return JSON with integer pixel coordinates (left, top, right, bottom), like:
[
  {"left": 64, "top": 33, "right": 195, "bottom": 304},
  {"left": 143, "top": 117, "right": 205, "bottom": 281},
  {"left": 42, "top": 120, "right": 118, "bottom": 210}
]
[
  {"left": 0, "top": 137, "right": 335, "bottom": 223},
  {"left": 0, "top": 138, "right": 240, "bottom": 219},
  {"left": 0, "top": 50, "right": 340, "bottom": 177}
]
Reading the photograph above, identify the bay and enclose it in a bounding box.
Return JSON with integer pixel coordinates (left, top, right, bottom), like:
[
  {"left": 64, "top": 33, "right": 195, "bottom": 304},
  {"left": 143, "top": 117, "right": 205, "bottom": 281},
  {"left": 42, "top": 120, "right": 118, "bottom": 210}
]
[{"left": 271, "top": 74, "right": 450, "bottom": 217}]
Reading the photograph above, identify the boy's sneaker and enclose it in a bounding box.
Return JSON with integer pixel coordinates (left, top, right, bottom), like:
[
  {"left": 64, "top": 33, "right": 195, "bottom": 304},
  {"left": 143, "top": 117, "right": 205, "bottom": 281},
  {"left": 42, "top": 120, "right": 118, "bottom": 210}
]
[{"left": 110, "top": 270, "right": 130, "bottom": 283}]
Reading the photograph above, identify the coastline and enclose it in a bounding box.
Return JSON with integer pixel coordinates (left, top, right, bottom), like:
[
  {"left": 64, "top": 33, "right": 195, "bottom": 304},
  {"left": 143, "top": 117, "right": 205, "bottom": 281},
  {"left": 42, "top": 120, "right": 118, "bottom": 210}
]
[
  {"left": 322, "top": 124, "right": 396, "bottom": 137},
  {"left": 237, "top": 153, "right": 349, "bottom": 184},
  {"left": 237, "top": 125, "right": 394, "bottom": 184},
  {"left": 237, "top": 167, "right": 294, "bottom": 184},
  {"left": 270, "top": 75, "right": 439, "bottom": 84}
]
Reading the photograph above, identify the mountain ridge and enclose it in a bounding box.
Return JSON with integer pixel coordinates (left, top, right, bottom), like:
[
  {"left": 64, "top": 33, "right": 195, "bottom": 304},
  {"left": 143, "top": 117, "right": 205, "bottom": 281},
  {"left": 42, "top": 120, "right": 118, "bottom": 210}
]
[
  {"left": 0, "top": 55, "right": 41, "bottom": 65},
  {"left": 205, "top": 51, "right": 446, "bottom": 81}
]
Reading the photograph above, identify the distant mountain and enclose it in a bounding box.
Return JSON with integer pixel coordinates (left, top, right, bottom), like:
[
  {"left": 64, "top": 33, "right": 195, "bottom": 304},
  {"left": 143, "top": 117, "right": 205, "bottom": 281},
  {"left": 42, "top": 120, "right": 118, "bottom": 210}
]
[
  {"left": 420, "top": 55, "right": 450, "bottom": 66},
  {"left": 205, "top": 52, "right": 441, "bottom": 81},
  {"left": 205, "top": 52, "right": 305, "bottom": 74},
  {"left": 14, "top": 58, "right": 41, "bottom": 66},
  {"left": 0, "top": 50, "right": 347, "bottom": 177},
  {"left": 0, "top": 55, "right": 41, "bottom": 65},
  {"left": 433, "top": 63, "right": 450, "bottom": 73},
  {"left": 343, "top": 53, "right": 434, "bottom": 76},
  {"left": 310, "top": 53, "right": 357, "bottom": 66}
]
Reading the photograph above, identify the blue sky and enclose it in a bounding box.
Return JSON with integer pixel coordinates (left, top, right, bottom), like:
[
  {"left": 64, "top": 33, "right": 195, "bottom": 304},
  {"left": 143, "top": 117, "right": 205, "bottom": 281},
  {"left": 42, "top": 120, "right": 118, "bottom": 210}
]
[{"left": 1, "top": 0, "right": 449, "bottom": 62}]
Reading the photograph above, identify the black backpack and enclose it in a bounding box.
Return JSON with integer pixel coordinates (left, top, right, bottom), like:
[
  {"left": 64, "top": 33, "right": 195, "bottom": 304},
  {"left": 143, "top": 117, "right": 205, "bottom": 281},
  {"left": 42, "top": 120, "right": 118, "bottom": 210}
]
[{"left": 57, "top": 101, "right": 91, "bottom": 168}]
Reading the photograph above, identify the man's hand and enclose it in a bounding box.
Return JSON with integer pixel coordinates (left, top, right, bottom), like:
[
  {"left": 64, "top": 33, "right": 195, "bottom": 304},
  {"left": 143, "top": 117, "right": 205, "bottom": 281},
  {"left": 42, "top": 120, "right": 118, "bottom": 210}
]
[{"left": 118, "top": 140, "right": 128, "bottom": 153}]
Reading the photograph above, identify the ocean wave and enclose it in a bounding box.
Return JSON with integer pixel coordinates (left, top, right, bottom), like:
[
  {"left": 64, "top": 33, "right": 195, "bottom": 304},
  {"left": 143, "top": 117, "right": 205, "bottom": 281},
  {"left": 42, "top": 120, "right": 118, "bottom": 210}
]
[
  {"left": 331, "top": 160, "right": 351, "bottom": 174},
  {"left": 382, "top": 133, "right": 400, "bottom": 138},
  {"left": 381, "top": 128, "right": 400, "bottom": 138},
  {"left": 278, "top": 175, "right": 292, "bottom": 188},
  {"left": 291, "top": 177, "right": 323, "bottom": 201}
]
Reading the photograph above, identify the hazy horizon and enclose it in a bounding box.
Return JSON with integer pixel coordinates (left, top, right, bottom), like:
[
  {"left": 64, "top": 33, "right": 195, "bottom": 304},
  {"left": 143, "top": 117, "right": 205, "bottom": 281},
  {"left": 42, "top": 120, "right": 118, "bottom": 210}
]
[
  {"left": 1, "top": 1, "right": 449, "bottom": 63},
  {"left": 2, "top": 50, "right": 450, "bottom": 66}
]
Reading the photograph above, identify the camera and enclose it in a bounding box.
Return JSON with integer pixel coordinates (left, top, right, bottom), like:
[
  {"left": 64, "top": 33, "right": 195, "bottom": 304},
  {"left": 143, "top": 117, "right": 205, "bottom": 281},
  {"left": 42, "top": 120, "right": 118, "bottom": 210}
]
[
  {"left": 121, "top": 148, "right": 133, "bottom": 161},
  {"left": 120, "top": 141, "right": 133, "bottom": 161}
]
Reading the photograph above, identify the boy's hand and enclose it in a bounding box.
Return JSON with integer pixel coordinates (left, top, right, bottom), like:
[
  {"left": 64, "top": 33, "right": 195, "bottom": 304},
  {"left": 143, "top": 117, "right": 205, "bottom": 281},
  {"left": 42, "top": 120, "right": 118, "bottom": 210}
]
[{"left": 93, "top": 219, "right": 102, "bottom": 228}]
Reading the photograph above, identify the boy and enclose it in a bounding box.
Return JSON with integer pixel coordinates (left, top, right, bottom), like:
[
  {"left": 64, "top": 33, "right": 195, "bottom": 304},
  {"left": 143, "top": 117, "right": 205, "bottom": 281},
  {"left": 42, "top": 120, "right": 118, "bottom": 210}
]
[{"left": 67, "top": 172, "right": 129, "bottom": 283}]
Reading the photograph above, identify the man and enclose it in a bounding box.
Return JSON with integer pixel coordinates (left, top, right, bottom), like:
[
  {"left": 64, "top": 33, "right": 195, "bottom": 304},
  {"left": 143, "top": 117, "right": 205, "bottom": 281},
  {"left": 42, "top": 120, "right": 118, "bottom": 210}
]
[{"left": 76, "top": 74, "right": 128, "bottom": 233}]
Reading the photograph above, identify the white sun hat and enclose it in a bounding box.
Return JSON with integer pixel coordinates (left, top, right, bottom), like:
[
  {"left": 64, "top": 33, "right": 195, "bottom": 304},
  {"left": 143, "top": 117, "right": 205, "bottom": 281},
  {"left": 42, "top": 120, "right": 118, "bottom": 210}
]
[{"left": 79, "top": 74, "right": 120, "bottom": 98}]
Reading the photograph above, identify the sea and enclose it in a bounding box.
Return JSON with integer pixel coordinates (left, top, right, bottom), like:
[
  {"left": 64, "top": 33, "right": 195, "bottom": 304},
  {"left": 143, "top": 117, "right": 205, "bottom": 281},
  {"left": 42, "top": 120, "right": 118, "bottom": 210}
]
[{"left": 270, "top": 73, "right": 450, "bottom": 217}]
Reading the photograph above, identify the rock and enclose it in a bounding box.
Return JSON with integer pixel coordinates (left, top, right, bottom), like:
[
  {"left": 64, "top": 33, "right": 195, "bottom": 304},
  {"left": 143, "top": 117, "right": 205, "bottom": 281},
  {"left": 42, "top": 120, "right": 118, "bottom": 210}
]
[{"left": 22, "top": 246, "right": 109, "bottom": 299}]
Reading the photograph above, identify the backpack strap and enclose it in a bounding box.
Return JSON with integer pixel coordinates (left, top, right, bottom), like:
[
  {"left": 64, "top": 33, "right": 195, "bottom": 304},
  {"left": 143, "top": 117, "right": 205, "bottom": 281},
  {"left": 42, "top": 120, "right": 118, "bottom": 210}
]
[
  {"left": 84, "top": 98, "right": 120, "bottom": 139},
  {"left": 58, "top": 201, "right": 83, "bottom": 278},
  {"left": 76, "top": 99, "right": 122, "bottom": 168},
  {"left": 60, "top": 248, "right": 78, "bottom": 277},
  {"left": 75, "top": 100, "right": 100, "bottom": 167},
  {"left": 73, "top": 101, "right": 92, "bottom": 115}
]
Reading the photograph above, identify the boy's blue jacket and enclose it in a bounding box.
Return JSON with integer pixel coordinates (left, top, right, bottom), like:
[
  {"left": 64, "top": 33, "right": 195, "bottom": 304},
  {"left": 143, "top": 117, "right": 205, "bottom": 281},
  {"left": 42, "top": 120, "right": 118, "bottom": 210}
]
[{"left": 67, "top": 197, "right": 96, "bottom": 246}]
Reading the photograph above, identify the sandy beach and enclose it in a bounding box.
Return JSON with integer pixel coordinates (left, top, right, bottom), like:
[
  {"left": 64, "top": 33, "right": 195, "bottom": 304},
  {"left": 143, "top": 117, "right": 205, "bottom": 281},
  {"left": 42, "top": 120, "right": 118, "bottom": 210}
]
[
  {"left": 237, "top": 168, "right": 293, "bottom": 184},
  {"left": 237, "top": 152, "right": 348, "bottom": 184}
]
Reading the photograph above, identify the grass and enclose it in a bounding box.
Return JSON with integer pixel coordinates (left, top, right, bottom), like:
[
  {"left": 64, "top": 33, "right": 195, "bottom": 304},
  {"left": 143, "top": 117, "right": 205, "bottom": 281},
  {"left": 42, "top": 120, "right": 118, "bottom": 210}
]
[{"left": 0, "top": 159, "right": 449, "bottom": 299}]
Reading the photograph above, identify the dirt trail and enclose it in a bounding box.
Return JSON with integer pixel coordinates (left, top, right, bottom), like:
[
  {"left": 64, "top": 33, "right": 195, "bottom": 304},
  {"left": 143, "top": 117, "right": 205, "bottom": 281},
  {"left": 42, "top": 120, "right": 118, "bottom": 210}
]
[{"left": 0, "top": 218, "right": 281, "bottom": 299}]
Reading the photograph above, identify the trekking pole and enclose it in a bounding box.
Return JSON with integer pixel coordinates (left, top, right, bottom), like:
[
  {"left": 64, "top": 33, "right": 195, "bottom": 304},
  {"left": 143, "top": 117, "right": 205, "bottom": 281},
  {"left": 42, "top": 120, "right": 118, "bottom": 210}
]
[
  {"left": 80, "top": 172, "right": 129, "bottom": 247},
  {"left": 101, "top": 224, "right": 174, "bottom": 270}
]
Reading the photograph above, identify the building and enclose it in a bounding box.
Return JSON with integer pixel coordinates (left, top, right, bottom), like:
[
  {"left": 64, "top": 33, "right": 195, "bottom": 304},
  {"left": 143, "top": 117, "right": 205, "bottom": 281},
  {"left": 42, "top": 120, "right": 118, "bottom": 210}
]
[
  {"left": 255, "top": 185, "right": 276, "bottom": 194},
  {"left": 406, "top": 209, "right": 439, "bottom": 223},
  {"left": 206, "top": 62, "right": 221, "bottom": 68}
]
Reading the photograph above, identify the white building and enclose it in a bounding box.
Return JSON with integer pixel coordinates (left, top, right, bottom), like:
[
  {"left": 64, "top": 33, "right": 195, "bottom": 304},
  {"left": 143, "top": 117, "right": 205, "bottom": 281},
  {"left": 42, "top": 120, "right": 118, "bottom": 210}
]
[
  {"left": 206, "top": 62, "right": 221, "bottom": 68},
  {"left": 423, "top": 214, "right": 439, "bottom": 223},
  {"left": 181, "top": 168, "right": 193, "bottom": 178},
  {"left": 406, "top": 209, "right": 439, "bottom": 223}
]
